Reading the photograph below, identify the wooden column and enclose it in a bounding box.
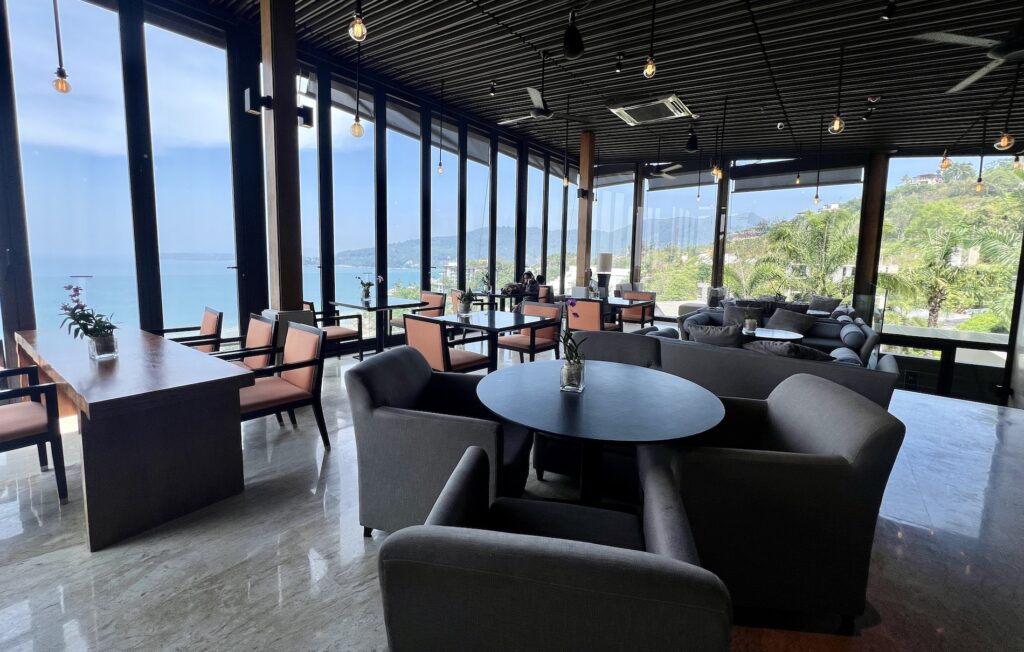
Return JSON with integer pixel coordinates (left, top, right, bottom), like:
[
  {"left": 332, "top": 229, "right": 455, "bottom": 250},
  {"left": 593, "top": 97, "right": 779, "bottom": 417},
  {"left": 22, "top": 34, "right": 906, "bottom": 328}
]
[
  {"left": 260, "top": 0, "right": 302, "bottom": 310},
  {"left": 630, "top": 162, "right": 645, "bottom": 283},
  {"left": 574, "top": 130, "right": 596, "bottom": 287},
  {"left": 118, "top": 0, "right": 163, "bottom": 331},
  {"left": 316, "top": 62, "right": 336, "bottom": 312},
  {"left": 226, "top": 29, "right": 269, "bottom": 328},
  {"left": 710, "top": 162, "right": 731, "bottom": 288},
  {"left": 514, "top": 140, "right": 529, "bottom": 281},
  {"left": 419, "top": 108, "right": 432, "bottom": 291},
  {"left": 0, "top": 0, "right": 35, "bottom": 365},
  {"left": 853, "top": 152, "right": 890, "bottom": 324},
  {"left": 457, "top": 122, "right": 468, "bottom": 290}
]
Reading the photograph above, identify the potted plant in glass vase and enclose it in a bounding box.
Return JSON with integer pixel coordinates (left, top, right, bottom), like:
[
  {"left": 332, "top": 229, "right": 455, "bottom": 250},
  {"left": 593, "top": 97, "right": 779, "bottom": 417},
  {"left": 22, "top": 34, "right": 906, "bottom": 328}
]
[
  {"left": 560, "top": 299, "right": 585, "bottom": 392},
  {"left": 60, "top": 285, "right": 118, "bottom": 360},
  {"left": 357, "top": 275, "right": 383, "bottom": 301},
  {"left": 458, "top": 288, "right": 477, "bottom": 317},
  {"left": 742, "top": 307, "right": 759, "bottom": 334}
]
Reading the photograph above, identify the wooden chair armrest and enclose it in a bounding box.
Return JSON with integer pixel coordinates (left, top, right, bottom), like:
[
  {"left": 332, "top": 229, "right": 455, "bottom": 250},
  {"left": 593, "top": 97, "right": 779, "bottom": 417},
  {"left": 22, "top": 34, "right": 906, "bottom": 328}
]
[
  {"left": 0, "top": 382, "right": 56, "bottom": 403},
  {"left": 149, "top": 325, "right": 200, "bottom": 335},
  {"left": 212, "top": 346, "right": 280, "bottom": 361},
  {"left": 252, "top": 358, "right": 319, "bottom": 377},
  {"left": 0, "top": 366, "right": 40, "bottom": 383}
]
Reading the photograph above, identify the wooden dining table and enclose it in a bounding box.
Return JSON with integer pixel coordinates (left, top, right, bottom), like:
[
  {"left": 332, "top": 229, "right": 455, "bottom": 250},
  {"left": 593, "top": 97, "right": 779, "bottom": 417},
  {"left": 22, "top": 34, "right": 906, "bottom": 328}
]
[{"left": 16, "top": 329, "right": 254, "bottom": 551}]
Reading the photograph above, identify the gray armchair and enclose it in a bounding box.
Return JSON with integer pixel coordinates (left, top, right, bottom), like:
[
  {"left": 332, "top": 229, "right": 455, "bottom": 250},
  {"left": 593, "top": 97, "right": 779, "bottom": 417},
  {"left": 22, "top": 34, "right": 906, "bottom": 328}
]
[
  {"left": 378, "top": 447, "right": 732, "bottom": 652},
  {"left": 660, "top": 373, "right": 905, "bottom": 624},
  {"left": 344, "top": 347, "right": 532, "bottom": 536}
]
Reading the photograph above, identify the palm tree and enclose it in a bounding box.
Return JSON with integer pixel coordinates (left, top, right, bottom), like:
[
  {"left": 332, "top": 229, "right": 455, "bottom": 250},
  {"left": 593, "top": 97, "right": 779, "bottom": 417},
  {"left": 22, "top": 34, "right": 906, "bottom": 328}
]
[
  {"left": 879, "top": 226, "right": 972, "bottom": 328},
  {"left": 763, "top": 207, "right": 859, "bottom": 298}
]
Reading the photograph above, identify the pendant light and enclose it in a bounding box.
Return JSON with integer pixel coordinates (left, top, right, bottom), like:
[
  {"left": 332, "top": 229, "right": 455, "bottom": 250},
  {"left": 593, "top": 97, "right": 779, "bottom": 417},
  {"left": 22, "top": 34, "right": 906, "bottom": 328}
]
[
  {"left": 437, "top": 80, "right": 445, "bottom": 175},
  {"left": 939, "top": 148, "right": 952, "bottom": 171},
  {"left": 350, "top": 43, "right": 364, "bottom": 138},
  {"left": 562, "top": 96, "right": 570, "bottom": 188},
  {"left": 710, "top": 126, "right": 722, "bottom": 181},
  {"left": 563, "top": 10, "right": 584, "bottom": 60},
  {"left": 643, "top": 0, "right": 657, "bottom": 79},
  {"left": 51, "top": 0, "right": 70, "bottom": 93},
  {"left": 348, "top": 0, "right": 367, "bottom": 42},
  {"left": 685, "top": 125, "right": 698, "bottom": 152},
  {"left": 995, "top": 64, "right": 1020, "bottom": 151},
  {"left": 976, "top": 118, "right": 987, "bottom": 193},
  {"left": 828, "top": 46, "right": 846, "bottom": 135},
  {"left": 814, "top": 114, "right": 823, "bottom": 205},
  {"left": 795, "top": 171, "right": 802, "bottom": 185}
]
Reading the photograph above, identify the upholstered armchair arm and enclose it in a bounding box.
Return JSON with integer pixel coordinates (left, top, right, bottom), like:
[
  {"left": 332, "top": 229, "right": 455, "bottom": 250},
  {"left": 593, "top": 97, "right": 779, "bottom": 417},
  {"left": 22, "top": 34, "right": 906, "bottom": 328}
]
[
  {"left": 357, "top": 407, "right": 502, "bottom": 532},
  {"left": 379, "top": 526, "right": 732, "bottom": 651},
  {"left": 425, "top": 446, "right": 490, "bottom": 528},
  {"left": 640, "top": 455, "right": 700, "bottom": 565}
]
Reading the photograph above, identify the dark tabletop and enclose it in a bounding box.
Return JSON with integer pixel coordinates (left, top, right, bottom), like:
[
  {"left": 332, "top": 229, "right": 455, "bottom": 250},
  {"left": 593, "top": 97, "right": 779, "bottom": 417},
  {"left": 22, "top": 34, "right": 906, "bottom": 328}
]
[
  {"left": 477, "top": 360, "right": 724, "bottom": 443},
  {"left": 331, "top": 298, "right": 427, "bottom": 312},
  {"left": 426, "top": 310, "right": 555, "bottom": 333}
]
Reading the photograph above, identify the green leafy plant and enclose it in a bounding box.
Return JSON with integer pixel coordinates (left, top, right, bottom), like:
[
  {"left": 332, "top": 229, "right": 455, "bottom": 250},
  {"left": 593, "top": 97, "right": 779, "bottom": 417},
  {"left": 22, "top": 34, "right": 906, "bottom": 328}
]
[
  {"left": 60, "top": 285, "right": 116, "bottom": 339},
  {"left": 560, "top": 327, "right": 584, "bottom": 365}
]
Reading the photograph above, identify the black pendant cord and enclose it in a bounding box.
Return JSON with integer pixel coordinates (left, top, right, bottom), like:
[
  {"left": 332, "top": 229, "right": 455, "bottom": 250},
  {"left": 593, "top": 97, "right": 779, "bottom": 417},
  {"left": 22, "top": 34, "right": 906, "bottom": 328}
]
[
  {"left": 52, "top": 0, "right": 65, "bottom": 71},
  {"left": 438, "top": 80, "right": 444, "bottom": 168},
  {"left": 354, "top": 0, "right": 362, "bottom": 17},
  {"left": 719, "top": 97, "right": 729, "bottom": 169},
  {"left": 696, "top": 150, "right": 702, "bottom": 200},
  {"left": 1004, "top": 63, "right": 1021, "bottom": 133},
  {"left": 815, "top": 114, "right": 824, "bottom": 194},
  {"left": 648, "top": 0, "right": 657, "bottom": 59},
  {"left": 354, "top": 42, "right": 362, "bottom": 122},
  {"left": 713, "top": 125, "right": 720, "bottom": 169},
  {"left": 836, "top": 45, "right": 845, "bottom": 119},
  {"left": 979, "top": 117, "right": 988, "bottom": 181},
  {"left": 743, "top": 0, "right": 798, "bottom": 149},
  {"left": 563, "top": 96, "right": 570, "bottom": 179}
]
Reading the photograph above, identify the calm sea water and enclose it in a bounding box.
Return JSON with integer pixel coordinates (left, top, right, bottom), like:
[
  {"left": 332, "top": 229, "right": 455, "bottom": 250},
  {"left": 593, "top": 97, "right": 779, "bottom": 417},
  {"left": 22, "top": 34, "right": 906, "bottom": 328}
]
[{"left": 31, "top": 256, "right": 422, "bottom": 336}]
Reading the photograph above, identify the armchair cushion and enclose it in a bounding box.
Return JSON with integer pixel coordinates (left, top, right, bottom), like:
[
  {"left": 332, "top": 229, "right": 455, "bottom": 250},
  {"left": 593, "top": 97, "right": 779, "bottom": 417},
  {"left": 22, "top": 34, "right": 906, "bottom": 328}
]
[
  {"left": 323, "top": 325, "right": 358, "bottom": 341},
  {"left": 839, "top": 323, "right": 867, "bottom": 349},
  {"left": 808, "top": 295, "right": 842, "bottom": 313},
  {"left": 764, "top": 308, "right": 818, "bottom": 335},
  {"left": 688, "top": 324, "right": 742, "bottom": 347},
  {"left": 498, "top": 334, "right": 557, "bottom": 351},
  {"left": 239, "top": 376, "right": 311, "bottom": 413},
  {"left": 830, "top": 346, "right": 862, "bottom": 366},
  {"left": 0, "top": 402, "right": 49, "bottom": 442},
  {"left": 488, "top": 497, "right": 644, "bottom": 552}
]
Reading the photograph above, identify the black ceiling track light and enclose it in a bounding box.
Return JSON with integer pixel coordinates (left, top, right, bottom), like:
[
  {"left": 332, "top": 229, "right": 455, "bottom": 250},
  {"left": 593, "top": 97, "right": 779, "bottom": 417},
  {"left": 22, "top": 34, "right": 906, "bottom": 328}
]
[
  {"left": 563, "top": 9, "right": 584, "bottom": 59},
  {"left": 489, "top": 80, "right": 496, "bottom": 96},
  {"left": 643, "top": 0, "right": 657, "bottom": 79},
  {"left": 615, "top": 52, "right": 624, "bottom": 74},
  {"left": 881, "top": 0, "right": 896, "bottom": 21},
  {"left": 437, "top": 80, "right": 445, "bottom": 175},
  {"left": 685, "top": 124, "right": 698, "bottom": 153},
  {"left": 51, "top": 0, "right": 70, "bottom": 93}
]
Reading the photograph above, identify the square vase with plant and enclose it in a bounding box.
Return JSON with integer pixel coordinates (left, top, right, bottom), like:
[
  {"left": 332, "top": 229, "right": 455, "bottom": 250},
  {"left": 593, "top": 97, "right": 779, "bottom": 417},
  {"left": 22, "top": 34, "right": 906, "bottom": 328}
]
[
  {"left": 458, "top": 288, "right": 477, "bottom": 316},
  {"left": 358, "top": 275, "right": 383, "bottom": 301},
  {"left": 60, "top": 285, "right": 118, "bottom": 360},
  {"left": 560, "top": 299, "right": 585, "bottom": 393}
]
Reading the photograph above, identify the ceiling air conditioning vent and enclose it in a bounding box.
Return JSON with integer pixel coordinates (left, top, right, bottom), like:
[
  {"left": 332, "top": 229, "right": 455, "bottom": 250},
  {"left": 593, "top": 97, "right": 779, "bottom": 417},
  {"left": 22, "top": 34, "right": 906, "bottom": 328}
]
[{"left": 608, "top": 93, "right": 696, "bottom": 126}]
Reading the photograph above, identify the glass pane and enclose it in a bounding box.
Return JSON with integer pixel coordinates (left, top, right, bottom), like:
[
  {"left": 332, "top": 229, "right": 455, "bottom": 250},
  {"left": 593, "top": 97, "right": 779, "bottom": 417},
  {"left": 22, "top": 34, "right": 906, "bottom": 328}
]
[
  {"left": 9, "top": 0, "right": 139, "bottom": 329},
  {"left": 641, "top": 180, "right": 717, "bottom": 315},
  {"left": 591, "top": 178, "right": 634, "bottom": 288},
  {"left": 496, "top": 146, "right": 517, "bottom": 286},
  {"left": 146, "top": 23, "right": 239, "bottom": 334},
  {"left": 466, "top": 128, "right": 490, "bottom": 290},
  {"left": 385, "top": 99, "right": 421, "bottom": 302},
  {"left": 331, "top": 82, "right": 376, "bottom": 320},
  {"left": 725, "top": 176, "right": 862, "bottom": 301},
  {"left": 524, "top": 157, "right": 544, "bottom": 276},
  {"left": 546, "top": 169, "right": 565, "bottom": 291},
  {"left": 878, "top": 156, "right": 1018, "bottom": 353},
  {"left": 431, "top": 115, "right": 458, "bottom": 299},
  {"left": 564, "top": 180, "right": 579, "bottom": 291},
  {"left": 298, "top": 79, "right": 321, "bottom": 309}
]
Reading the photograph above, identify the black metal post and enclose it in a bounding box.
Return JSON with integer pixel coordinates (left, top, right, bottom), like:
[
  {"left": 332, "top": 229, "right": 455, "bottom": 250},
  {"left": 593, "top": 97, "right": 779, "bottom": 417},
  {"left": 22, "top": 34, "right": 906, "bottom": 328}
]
[
  {"left": 488, "top": 130, "right": 498, "bottom": 288},
  {"left": 540, "top": 154, "right": 550, "bottom": 279},
  {"left": 373, "top": 87, "right": 388, "bottom": 347},
  {"left": 514, "top": 140, "right": 529, "bottom": 281},
  {"left": 419, "top": 107, "right": 432, "bottom": 291},
  {"left": 457, "top": 122, "right": 468, "bottom": 291},
  {"left": 316, "top": 62, "right": 336, "bottom": 313}
]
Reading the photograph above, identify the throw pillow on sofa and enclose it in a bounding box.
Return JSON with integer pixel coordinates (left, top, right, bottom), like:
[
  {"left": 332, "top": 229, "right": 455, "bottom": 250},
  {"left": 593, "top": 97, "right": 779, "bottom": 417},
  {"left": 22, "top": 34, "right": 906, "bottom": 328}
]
[
  {"left": 723, "top": 305, "right": 762, "bottom": 328},
  {"left": 743, "top": 340, "right": 834, "bottom": 362},
  {"left": 830, "top": 346, "right": 862, "bottom": 365},
  {"left": 689, "top": 324, "right": 743, "bottom": 347},
  {"left": 765, "top": 308, "right": 818, "bottom": 335},
  {"left": 839, "top": 323, "right": 867, "bottom": 349},
  {"left": 808, "top": 295, "right": 842, "bottom": 313}
]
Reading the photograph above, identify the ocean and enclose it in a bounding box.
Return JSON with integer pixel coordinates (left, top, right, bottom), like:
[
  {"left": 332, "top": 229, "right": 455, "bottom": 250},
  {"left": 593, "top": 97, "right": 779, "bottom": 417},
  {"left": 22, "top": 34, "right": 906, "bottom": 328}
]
[{"left": 31, "top": 256, "right": 423, "bottom": 336}]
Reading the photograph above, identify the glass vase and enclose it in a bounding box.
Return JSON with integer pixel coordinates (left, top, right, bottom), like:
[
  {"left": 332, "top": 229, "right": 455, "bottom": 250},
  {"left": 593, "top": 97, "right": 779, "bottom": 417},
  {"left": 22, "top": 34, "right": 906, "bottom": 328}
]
[
  {"left": 361, "top": 288, "right": 371, "bottom": 301},
  {"left": 560, "top": 360, "right": 585, "bottom": 393},
  {"left": 88, "top": 335, "right": 118, "bottom": 361},
  {"left": 459, "top": 301, "right": 473, "bottom": 316}
]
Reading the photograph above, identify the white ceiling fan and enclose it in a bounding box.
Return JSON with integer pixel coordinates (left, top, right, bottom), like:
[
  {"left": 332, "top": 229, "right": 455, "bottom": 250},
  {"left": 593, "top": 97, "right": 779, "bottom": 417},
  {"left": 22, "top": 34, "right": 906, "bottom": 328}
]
[
  {"left": 498, "top": 52, "right": 590, "bottom": 125},
  {"left": 915, "top": 16, "right": 1024, "bottom": 93}
]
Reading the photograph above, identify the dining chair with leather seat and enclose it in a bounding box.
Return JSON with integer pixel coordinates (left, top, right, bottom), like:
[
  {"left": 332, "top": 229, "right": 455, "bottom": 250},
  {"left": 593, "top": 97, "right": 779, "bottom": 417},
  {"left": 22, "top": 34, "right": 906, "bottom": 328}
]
[
  {"left": 389, "top": 291, "right": 446, "bottom": 337},
  {"left": 150, "top": 306, "right": 223, "bottom": 352},
  {"left": 566, "top": 298, "right": 621, "bottom": 333},
  {"left": 303, "top": 300, "right": 364, "bottom": 360},
  {"left": 0, "top": 366, "right": 68, "bottom": 504},
  {"left": 404, "top": 313, "right": 489, "bottom": 373},
  {"left": 497, "top": 301, "right": 562, "bottom": 363},
  {"left": 620, "top": 291, "right": 657, "bottom": 328}
]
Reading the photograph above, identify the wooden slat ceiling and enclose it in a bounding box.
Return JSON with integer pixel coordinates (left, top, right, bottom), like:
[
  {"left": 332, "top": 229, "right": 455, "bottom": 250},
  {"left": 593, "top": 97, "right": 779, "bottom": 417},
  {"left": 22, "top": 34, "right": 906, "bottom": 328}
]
[{"left": 199, "top": 0, "right": 1024, "bottom": 163}]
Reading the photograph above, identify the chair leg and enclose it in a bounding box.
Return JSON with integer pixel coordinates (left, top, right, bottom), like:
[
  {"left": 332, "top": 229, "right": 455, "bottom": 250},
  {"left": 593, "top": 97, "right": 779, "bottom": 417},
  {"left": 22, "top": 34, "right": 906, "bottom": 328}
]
[
  {"left": 529, "top": 351, "right": 536, "bottom": 362},
  {"left": 363, "top": 526, "right": 373, "bottom": 537},
  {"left": 49, "top": 437, "right": 69, "bottom": 505},
  {"left": 37, "top": 443, "right": 49, "bottom": 471},
  {"left": 288, "top": 409, "right": 298, "bottom": 426},
  {"left": 518, "top": 351, "right": 525, "bottom": 364},
  {"left": 275, "top": 412, "right": 285, "bottom": 426},
  {"left": 312, "top": 401, "right": 331, "bottom": 450}
]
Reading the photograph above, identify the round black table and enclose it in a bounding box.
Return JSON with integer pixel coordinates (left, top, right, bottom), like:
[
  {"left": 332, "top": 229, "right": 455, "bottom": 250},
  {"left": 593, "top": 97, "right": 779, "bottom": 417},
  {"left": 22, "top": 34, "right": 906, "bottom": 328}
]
[{"left": 477, "top": 360, "right": 724, "bottom": 503}]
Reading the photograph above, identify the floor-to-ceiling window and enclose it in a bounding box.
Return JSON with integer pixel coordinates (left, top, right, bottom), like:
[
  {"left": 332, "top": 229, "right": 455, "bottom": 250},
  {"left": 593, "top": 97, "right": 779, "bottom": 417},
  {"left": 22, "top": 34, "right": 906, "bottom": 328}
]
[
  {"left": 877, "top": 156, "right": 1019, "bottom": 397},
  {"left": 146, "top": 22, "right": 238, "bottom": 333},
  {"left": 331, "top": 77, "right": 376, "bottom": 311},
  {"left": 431, "top": 113, "right": 458, "bottom": 298},
  {"left": 641, "top": 171, "right": 717, "bottom": 315},
  {"left": 385, "top": 98, "right": 421, "bottom": 300},
  {"left": 564, "top": 176, "right": 579, "bottom": 291},
  {"left": 524, "top": 151, "right": 545, "bottom": 277},
  {"left": 725, "top": 164, "right": 862, "bottom": 301},
  {"left": 495, "top": 140, "right": 517, "bottom": 286},
  {"left": 546, "top": 160, "right": 566, "bottom": 288},
  {"left": 591, "top": 170, "right": 634, "bottom": 288},
  {"left": 466, "top": 127, "right": 490, "bottom": 289},
  {"left": 9, "top": 0, "right": 139, "bottom": 329},
  {"left": 298, "top": 72, "right": 320, "bottom": 308}
]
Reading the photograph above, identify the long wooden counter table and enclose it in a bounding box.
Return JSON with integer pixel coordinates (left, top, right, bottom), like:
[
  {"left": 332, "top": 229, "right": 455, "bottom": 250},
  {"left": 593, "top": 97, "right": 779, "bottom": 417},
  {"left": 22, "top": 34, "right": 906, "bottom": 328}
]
[{"left": 15, "top": 329, "right": 254, "bottom": 551}]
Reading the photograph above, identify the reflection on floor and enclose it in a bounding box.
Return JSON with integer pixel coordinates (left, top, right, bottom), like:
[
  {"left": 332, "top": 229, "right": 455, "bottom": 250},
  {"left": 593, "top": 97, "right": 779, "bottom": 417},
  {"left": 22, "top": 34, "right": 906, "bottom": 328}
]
[{"left": 0, "top": 345, "right": 1022, "bottom": 650}]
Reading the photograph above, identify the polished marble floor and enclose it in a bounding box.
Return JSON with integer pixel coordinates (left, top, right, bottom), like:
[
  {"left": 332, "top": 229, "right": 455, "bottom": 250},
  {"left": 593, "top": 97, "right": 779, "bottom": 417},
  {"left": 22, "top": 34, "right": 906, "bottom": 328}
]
[{"left": 1, "top": 347, "right": 1022, "bottom": 651}]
